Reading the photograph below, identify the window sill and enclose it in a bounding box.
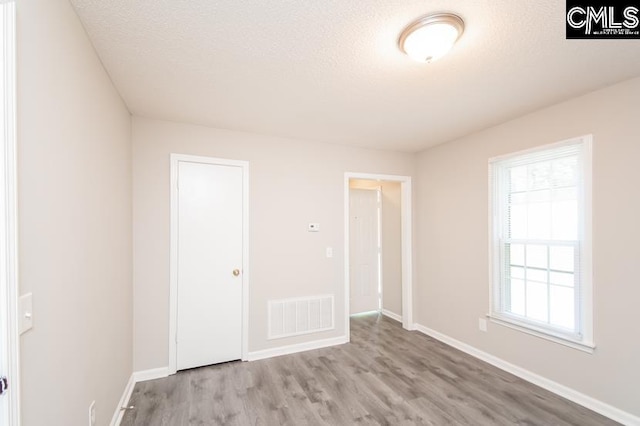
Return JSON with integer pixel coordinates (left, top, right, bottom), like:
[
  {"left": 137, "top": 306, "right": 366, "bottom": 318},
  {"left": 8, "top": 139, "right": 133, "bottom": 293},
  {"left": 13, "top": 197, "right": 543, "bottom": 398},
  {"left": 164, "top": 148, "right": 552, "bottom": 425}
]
[{"left": 487, "top": 315, "right": 595, "bottom": 354}]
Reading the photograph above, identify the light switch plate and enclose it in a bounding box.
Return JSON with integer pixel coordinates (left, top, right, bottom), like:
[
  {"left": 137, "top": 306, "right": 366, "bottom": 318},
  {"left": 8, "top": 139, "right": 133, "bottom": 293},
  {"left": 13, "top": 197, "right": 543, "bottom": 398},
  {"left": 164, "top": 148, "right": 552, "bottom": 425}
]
[
  {"left": 19, "top": 293, "right": 33, "bottom": 334},
  {"left": 326, "top": 247, "right": 333, "bottom": 258},
  {"left": 308, "top": 223, "right": 320, "bottom": 232}
]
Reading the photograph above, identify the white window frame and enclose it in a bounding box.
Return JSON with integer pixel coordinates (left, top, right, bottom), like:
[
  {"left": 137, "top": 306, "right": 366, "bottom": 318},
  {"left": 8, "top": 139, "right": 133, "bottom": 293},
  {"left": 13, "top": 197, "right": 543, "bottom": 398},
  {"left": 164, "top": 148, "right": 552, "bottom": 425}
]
[
  {"left": 488, "top": 136, "right": 594, "bottom": 353},
  {"left": 0, "top": 1, "right": 20, "bottom": 425}
]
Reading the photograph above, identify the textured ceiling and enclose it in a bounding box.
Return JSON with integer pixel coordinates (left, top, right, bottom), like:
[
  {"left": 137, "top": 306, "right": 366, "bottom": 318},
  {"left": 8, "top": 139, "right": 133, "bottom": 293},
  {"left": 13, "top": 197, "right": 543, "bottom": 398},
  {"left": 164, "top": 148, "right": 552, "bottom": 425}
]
[{"left": 69, "top": 0, "right": 640, "bottom": 152}]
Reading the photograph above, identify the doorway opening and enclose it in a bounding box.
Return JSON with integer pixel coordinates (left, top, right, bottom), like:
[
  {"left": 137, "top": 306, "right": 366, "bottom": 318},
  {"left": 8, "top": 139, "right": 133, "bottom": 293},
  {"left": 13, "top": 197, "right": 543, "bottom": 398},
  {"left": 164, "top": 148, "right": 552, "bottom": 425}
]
[
  {"left": 344, "top": 173, "right": 413, "bottom": 339},
  {"left": 348, "top": 185, "right": 382, "bottom": 315}
]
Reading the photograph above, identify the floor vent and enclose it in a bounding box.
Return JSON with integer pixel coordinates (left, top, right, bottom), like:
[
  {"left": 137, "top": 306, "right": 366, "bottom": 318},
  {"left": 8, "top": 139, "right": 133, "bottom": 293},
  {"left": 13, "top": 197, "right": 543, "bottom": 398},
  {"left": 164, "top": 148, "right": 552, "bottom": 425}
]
[{"left": 268, "top": 294, "right": 334, "bottom": 339}]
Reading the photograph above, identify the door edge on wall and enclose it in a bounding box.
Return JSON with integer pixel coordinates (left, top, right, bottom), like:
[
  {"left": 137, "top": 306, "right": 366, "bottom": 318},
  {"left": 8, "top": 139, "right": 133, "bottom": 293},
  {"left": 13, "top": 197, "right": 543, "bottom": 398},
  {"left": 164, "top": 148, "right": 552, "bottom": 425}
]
[
  {"left": 168, "top": 154, "right": 250, "bottom": 375},
  {"left": 0, "top": 2, "right": 20, "bottom": 424}
]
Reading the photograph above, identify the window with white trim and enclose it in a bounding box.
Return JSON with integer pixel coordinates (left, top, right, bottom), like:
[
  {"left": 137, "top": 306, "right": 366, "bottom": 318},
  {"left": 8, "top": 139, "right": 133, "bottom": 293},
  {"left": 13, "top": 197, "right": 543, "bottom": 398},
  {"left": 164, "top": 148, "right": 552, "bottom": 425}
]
[{"left": 489, "top": 136, "right": 593, "bottom": 351}]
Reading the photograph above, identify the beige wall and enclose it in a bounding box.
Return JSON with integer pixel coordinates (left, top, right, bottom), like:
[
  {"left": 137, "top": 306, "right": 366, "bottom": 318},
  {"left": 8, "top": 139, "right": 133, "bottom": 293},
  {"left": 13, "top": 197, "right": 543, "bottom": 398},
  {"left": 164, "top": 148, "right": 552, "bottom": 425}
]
[
  {"left": 17, "top": 0, "right": 133, "bottom": 425},
  {"left": 381, "top": 182, "right": 402, "bottom": 316},
  {"left": 132, "top": 117, "right": 415, "bottom": 370},
  {"left": 416, "top": 76, "right": 640, "bottom": 416},
  {"left": 349, "top": 179, "right": 402, "bottom": 316}
]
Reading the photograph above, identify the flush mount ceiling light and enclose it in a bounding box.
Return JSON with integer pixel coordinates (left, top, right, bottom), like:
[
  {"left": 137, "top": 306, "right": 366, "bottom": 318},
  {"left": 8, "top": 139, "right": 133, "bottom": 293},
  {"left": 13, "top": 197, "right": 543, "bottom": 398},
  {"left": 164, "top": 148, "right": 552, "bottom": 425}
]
[{"left": 399, "top": 13, "right": 464, "bottom": 63}]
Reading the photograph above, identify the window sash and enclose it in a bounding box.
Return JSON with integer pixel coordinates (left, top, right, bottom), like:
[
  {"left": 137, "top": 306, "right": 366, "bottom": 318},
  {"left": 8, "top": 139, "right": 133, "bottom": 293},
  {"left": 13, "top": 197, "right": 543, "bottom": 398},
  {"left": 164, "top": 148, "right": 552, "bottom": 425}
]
[
  {"left": 489, "top": 136, "right": 592, "bottom": 349},
  {"left": 496, "top": 239, "right": 582, "bottom": 339}
]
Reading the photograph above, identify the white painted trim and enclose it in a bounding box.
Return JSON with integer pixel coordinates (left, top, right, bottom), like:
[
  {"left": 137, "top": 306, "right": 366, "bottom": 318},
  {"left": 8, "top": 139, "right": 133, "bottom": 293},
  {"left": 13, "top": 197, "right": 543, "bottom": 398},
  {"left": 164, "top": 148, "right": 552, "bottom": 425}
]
[
  {"left": 413, "top": 323, "right": 640, "bottom": 426},
  {"left": 381, "top": 309, "right": 402, "bottom": 323},
  {"left": 345, "top": 173, "right": 413, "bottom": 336},
  {"left": 169, "top": 154, "right": 250, "bottom": 375},
  {"left": 0, "top": 3, "right": 19, "bottom": 426},
  {"left": 400, "top": 177, "right": 414, "bottom": 331},
  {"left": 109, "top": 375, "right": 135, "bottom": 426},
  {"left": 132, "top": 367, "right": 170, "bottom": 383},
  {"left": 110, "top": 367, "right": 172, "bottom": 425},
  {"left": 343, "top": 175, "right": 351, "bottom": 341},
  {"left": 488, "top": 315, "right": 594, "bottom": 353},
  {"left": 247, "top": 336, "right": 348, "bottom": 361}
]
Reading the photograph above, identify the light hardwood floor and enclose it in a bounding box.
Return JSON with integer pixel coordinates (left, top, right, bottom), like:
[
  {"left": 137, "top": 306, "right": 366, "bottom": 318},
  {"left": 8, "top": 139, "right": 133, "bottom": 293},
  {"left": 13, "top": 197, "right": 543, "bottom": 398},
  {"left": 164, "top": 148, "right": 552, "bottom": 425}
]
[{"left": 121, "top": 313, "right": 618, "bottom": 425}]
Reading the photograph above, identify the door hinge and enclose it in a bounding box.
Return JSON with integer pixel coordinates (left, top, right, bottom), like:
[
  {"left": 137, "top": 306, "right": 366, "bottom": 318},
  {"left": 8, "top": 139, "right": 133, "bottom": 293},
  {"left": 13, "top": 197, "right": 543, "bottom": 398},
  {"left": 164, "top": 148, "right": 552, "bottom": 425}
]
[{"left": 0, "top": 376, "right": 8, "bottom": 396}]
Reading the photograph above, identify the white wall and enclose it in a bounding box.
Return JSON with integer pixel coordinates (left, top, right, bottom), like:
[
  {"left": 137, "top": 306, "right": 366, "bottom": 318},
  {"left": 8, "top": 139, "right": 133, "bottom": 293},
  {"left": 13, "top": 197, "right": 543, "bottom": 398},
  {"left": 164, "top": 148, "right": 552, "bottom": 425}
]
[
  {"left": 349, "top": 179, "right": 402, "bottom": 316},
  {"left": 132, "top": 117, "right": 415, "bottom": 371},
  {"left": 416, "top": 76, "right": 640, "bottom": 417},
  {"left": 17, "top": 0, "right": 132, "bottom": 424}
]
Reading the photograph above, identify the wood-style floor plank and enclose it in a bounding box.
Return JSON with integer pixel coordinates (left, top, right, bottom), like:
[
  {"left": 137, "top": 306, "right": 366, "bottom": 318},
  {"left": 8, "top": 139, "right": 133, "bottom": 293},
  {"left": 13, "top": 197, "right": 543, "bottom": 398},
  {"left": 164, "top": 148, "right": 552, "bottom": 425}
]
[{"left": 121, "top": 313, "right": 619, "bottom": 425}]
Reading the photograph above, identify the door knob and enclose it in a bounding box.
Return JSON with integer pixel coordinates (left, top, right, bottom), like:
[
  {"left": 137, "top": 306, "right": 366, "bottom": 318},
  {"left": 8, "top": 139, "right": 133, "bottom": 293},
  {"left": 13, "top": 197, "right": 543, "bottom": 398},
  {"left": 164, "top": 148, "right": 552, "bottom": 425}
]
[{"left": 232, "top": 269, "right": 240, "bottom": 277}]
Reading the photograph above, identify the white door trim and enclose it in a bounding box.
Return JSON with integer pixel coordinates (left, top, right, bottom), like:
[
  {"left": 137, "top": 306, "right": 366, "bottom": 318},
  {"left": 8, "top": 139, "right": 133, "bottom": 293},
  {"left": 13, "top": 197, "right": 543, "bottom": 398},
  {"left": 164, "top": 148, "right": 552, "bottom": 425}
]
[
  {"left": 344, "top": 172, "right": 413, "bottom": 339},
  {"left": 0, "top": 2, "right": 20, "bottom": 424},
  {"left": 169, "top": 154, "right": 250, "bottom": 374}
]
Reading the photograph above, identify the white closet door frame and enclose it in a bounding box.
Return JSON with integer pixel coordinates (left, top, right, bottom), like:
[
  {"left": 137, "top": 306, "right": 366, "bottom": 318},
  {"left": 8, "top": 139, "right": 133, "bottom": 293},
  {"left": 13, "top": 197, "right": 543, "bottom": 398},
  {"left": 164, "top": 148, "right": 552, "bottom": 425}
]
[
  {"left": 169, "top": 154, "right": 250, "bottom": 374},
  {"left": 344, "top": 172, "right": 413, "bottom": 336}
]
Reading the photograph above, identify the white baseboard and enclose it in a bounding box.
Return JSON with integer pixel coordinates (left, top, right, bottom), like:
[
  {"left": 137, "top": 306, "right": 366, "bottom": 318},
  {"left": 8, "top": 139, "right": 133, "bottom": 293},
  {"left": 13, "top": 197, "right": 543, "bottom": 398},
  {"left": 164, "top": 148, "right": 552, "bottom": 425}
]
[
  {"left": 132, "top": 366, "right": 170, "bottom": 383},
  {"left": 381, "top": 309, "right": 402, "bottom": 323},
  {"left": 110, "top": 337, "right": 348, "bottom": 424},
  {"left": 110, "top": 374, "right": 135, "bottom": 426},
  {"left": 413, "top": 323, "right": 640, "bottom": 426},
  {"left": 247, "top": 335, "right": 348, "bottom": 361},
  {"left": 110, "top": 367, "right": 171, "bottom": 426}
]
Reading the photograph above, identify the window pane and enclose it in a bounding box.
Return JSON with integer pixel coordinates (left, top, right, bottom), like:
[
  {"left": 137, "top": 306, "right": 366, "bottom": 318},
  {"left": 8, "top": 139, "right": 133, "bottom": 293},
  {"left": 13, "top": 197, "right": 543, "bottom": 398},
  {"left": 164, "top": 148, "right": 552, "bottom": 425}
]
[
  {"left": 510, "top": 166, "right": 527, "bottom": 192},
  {"left": 527, "top": 202, "right": 551, "bottom": 239},
  {"left": 553, "top": 187, "right": 576, "bottom": 201},
  {"left": 508, "top": 279, "right": 525, "bottom": 316},
  {"left": 527, "top": 268, "right": 547, "bottom": 283},
  {"left": 551, "top": 157, "right": 578, "bottom": 188},
  {"left": 510, "top": 266, "right": 525, "bottom": 279},
  {"left": 549, "top": 246, "right": 574, "bottom": 272},
  {"left": 510, "top": 192, "right": 526, "bottom": 204},
  {"left": 526, "top": 245, "right": 547, "bottom": 269},
  {"left": 528, "top": 189, "right": 551, "bottom": 203},
  {"left": 510, "top": 244, "right": 525, "bottom": 266},
  {"left": 550, "top": 285, "right": 575, "bottom": 330},
  {"left": 551, "top": 200, "right": 577, "bottom": 240},
  {"left": 550, "top": 271, "right": 574, "bottom": 287},
  {"left": 526, "top": 281, "right": 548, "bottom": 322},
  {"left": 528, "top": 162, "right": 551, "bottom": 191},
  {"left": 510, "top": 204, "right": 527, "bottom": 239}
]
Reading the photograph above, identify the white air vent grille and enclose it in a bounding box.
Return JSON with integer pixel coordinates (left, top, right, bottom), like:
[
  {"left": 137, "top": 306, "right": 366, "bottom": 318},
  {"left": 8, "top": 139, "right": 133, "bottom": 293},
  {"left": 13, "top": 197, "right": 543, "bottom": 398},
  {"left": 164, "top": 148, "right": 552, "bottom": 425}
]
[{"left": 268, "top": 294, "right": 334, "bottom": 339}]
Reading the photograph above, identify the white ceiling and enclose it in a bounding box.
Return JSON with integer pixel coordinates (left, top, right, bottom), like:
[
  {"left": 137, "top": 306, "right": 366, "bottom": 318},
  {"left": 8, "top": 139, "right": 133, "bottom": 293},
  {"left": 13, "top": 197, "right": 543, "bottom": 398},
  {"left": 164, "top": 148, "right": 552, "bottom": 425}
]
[{"left": 69, "top": 0, "right": 640, "bottom": 152}]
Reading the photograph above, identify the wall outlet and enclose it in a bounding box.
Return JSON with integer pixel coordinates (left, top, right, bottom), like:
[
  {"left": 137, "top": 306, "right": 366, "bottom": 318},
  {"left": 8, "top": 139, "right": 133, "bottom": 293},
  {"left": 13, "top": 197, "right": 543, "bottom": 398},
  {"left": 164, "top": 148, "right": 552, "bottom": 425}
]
[
  {"left": 308, "top": 223, "right": 320, "bottom": 232},
  {"left": 89, "top": 401, "right": 96, "bottom": 426},
  {"left": 478, "top": 318, "right": 488, "bottom": 332}
]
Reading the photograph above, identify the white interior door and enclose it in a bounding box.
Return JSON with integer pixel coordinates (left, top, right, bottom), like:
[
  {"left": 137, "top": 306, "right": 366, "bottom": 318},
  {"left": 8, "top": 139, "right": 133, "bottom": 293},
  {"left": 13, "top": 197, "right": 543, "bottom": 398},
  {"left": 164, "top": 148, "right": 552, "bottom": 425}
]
[
  {"left": 350, "top": 188, "right": 381, "bottom": 314},
  {"left": 176, "top": 160, "right": 243, "bottom": 370}
]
